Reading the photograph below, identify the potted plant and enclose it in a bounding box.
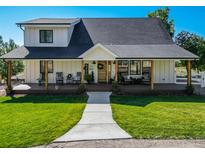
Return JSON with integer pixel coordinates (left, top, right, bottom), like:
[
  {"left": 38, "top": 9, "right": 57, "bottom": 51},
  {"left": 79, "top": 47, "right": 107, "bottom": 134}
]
[
  {"left": 185, "top": 85, "right": 194, "bottom": 95},
  {"left": 84, "top": 74, "right": 92, "bottom": 84},
  {"left": 91, "top": 71, "right": 95, "bottom": 83}
]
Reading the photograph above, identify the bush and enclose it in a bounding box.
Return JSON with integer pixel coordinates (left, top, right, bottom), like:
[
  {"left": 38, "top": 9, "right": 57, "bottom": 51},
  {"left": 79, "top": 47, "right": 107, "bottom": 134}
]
[
  {"left": 185, "top": 85, "right": 194, "bottom": 95},
  {"left": 5, "top": 87, "right": 12, "bottom": 95},
  {"left": 111, "top": 81, "right": 120, "bottom": 94},
  {"left": 77, "top": 83, "right": 86, "bottom": 94}
]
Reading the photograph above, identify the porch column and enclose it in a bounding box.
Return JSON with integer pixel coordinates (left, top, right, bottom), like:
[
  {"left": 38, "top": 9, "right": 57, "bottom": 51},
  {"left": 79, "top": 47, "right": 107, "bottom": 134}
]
[
  {"left": 106, "top": 61, "right": 109, "bottom": 83},
  {"left": 150, "top": 60, "right": 154, "bottom": 90},
  {"left": 187, "top": 60, "right": 192, "bottom": 86},
  {"left": 110, "top": 61, "right": 112, "bottom": 81},
  {"left": 115, "top": 60, "right": 118, "bottom": 82},
  {"left": 81, "top": 60, "right": 84, "bottom": 83},
  {"left": 7, "top": 61, "right": 12, "bottom": 91},
  {"left": 44, "top": 61, "right": 48, "bottom": 90}
]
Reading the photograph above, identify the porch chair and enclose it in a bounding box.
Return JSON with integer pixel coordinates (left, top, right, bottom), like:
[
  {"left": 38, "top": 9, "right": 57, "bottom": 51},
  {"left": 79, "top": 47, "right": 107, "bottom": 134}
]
[
  {"left": 66, "top": 74, "right": 74, "bottom": 84},
  {"left": 37, "top": 73, "right": 45, "bottom": 86},
  {"left": 122, "top": 75, "right": 133, "bottom": 85},
  {"left": 56, "top": 72, "right": 64, "bottom": 85},
  {"left": 73, "top": 72, "right": 81, "bottom": 84}
]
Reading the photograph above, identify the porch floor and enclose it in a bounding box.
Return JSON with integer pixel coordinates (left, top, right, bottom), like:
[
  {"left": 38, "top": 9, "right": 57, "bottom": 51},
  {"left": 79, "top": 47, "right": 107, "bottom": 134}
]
[{"left": 10, "top": 83, "right": 199, "bottom": 95}]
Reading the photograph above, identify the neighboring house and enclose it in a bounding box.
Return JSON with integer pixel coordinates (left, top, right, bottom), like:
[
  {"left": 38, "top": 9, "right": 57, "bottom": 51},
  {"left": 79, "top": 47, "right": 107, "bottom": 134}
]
[{"left": 0, "top": 18, "right": 198, "bottom": 91}]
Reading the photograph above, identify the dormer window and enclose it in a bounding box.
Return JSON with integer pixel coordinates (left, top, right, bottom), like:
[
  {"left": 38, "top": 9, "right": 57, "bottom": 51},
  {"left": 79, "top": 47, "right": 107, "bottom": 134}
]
[{"left": 39, "top": 30, "right": 53, "bottom": 43}]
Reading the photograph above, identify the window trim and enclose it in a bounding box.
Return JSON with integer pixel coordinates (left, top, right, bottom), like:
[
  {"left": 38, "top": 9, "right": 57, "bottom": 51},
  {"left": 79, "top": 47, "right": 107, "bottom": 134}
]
[
  {"left": 39, "top": 30, "right": 53, "bottom": 43},
  {"left": 118, "top": 60, "right": 129, "bottom": 75}
]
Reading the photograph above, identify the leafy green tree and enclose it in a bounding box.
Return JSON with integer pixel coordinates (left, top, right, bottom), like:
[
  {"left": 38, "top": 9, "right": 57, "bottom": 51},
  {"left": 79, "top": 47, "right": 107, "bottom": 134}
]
[
  {"left": 148, "top": 7, "right": 175, "bottom": 38},
  {"left": 175, "top": 31, "right": 205, "bottom": 72},
  {"left": 0, "top": 36, "right": 24, "bottom": 81}
]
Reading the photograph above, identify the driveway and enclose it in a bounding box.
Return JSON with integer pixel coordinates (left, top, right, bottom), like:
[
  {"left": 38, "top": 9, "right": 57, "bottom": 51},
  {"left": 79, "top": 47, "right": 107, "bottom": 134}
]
[
  {"left": 54, "top": 92, "right": 131, "bottom": 142},
  {"left": 45, "top": 139, "right": 205, "bottom": 148}
]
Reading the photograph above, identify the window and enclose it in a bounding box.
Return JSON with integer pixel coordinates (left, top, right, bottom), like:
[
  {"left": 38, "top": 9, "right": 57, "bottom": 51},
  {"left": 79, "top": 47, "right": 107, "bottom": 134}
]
[
  {"left": 39, "top": 30, "right": 53, "bottom": 43},
  {"left": 118, "top": 60, "right": 129, "bottom": 76},
  {"left": 142, "top": 61, "right": 151, "bottom": 81},
  {"left": 130, "top": 60, "right": 141, "bottom": 75},
  {"left": 40, "top": 61, "right": 53, "bottom": 73}
]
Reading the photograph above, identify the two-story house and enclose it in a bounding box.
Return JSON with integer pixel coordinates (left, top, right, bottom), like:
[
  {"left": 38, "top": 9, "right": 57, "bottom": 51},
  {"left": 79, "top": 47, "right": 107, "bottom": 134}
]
[{"left": 0, "top": 18, "right": 198, "bottom": 93}]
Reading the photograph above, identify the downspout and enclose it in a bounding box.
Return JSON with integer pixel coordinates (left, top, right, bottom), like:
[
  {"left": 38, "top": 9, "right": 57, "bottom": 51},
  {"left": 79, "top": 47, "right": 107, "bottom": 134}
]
[{"left": 18, "top": 24, "right": 25, "bottom": 47}]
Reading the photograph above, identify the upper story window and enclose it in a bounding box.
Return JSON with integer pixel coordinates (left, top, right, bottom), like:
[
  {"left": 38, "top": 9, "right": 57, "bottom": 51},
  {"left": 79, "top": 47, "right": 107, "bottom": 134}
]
[{"left": 39, "top": 30, "right": 53, "bottom": 43}]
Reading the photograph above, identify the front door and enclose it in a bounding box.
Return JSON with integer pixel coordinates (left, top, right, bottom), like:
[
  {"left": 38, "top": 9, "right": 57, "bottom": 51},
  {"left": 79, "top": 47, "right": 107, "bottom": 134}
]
[{"left": 98, "top": 61, "right": 107, "bottom": 83}]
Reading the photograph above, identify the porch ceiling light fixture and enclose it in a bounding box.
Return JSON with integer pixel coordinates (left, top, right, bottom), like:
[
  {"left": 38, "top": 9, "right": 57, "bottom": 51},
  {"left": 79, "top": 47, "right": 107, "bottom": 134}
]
[{"left": 93, "top": 61, "right": 96, "bottom": 64}]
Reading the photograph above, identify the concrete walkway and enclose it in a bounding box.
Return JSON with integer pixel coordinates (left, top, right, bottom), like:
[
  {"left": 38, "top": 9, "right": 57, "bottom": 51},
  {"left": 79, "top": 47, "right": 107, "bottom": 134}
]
[{"left": 54, "top": 92, "right": 131, "bottom": 142}]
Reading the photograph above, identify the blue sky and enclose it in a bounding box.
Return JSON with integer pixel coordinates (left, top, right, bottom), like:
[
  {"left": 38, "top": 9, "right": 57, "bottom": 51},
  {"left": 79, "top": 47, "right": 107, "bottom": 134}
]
[{"left": 0, "top": 6, "right": 205, "bottom": 45}]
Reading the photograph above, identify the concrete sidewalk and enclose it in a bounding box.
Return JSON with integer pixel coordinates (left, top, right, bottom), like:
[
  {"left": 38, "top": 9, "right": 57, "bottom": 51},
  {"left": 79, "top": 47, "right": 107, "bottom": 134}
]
[{"left": 54, "top": 92, "right": 131, "bottom": 142}]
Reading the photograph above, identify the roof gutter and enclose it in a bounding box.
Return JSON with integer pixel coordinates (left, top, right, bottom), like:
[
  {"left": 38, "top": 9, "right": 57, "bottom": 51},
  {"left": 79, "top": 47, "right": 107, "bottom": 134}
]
[
  {"left": 16, "top": 23, "right": 73, "bottom": 26},
  {"left": 17, "top": 24, "right": 24, "bottom": 32},
  {"left": 116, "top": 57, "right": 199, "bottom": 60}
]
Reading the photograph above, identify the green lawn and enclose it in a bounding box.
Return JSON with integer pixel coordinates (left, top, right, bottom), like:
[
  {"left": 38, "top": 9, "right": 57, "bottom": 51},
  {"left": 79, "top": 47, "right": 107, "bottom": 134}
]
[
  {"left": 111, "top": 96, "right": 205, "bottom": 139},
  {"left": 0, "top": 95, "right": 87, "bottom": 148}
]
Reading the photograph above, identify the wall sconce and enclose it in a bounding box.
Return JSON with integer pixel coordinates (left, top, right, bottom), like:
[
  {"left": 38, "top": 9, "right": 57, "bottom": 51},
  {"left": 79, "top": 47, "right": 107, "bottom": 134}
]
[{"left": 93, "top": 61, "right": 96, "bottom": 64}]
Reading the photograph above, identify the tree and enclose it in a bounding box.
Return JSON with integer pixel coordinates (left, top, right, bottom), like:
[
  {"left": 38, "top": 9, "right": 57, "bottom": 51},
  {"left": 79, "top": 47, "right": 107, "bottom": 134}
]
[
  {"left": 175, "top": 31, "right": 205, "bottom": 72},
  {"left": 148, "top": 7, "right": 175, "bottom": 38},
  {"left": 0, "top": 36, "right": 24, "bottom": 81}
]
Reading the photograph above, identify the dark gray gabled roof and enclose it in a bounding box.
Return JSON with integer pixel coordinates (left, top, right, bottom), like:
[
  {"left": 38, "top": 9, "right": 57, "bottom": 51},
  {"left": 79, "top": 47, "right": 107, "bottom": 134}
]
[
  {"left": 0, "top": 18, "right": 198, "bottom": 60},
  {"left": 0, "top": 45, "right": 91, "bottom": 59},
  {"left": 16, "top": 18, "right": 80, "bottom": 26},
  {"left": 69, "top": 18, "right": 173, "bottom": 45},
  {"left": 1, "top": 44, "right": 198, "bottom": 60},
  {"left": 104, "top": 44, "right": 199, "bottom": 59}
]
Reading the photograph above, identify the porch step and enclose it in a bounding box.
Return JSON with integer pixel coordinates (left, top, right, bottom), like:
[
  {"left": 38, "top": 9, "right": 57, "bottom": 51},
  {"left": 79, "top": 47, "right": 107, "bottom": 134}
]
[{"left": 86, "top": 84, "right": 112, "bottom": 92}]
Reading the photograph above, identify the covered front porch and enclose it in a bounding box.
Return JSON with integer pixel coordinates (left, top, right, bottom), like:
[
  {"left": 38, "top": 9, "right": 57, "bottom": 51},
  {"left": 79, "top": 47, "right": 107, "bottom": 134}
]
[
  {"left": 3, "top": 43, "right": 195, "bottom": 94},
  {"left": 5, "top": 58, "right": 193, "bottom": 94}
]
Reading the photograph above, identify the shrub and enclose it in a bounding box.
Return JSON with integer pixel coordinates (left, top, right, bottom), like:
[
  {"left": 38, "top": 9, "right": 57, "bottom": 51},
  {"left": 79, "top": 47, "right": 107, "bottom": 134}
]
[
  {"left": 109, "top": 78, "right": 114, "bottom": 84},
  {"left": 111, "top": 81, "right": 120, "bottom": 94},
  {"left": 185, "top": 85, "right": 194, "bottom": 95},
  {"left": 77, "top": 83, "right": 86, "bottom": 94}
]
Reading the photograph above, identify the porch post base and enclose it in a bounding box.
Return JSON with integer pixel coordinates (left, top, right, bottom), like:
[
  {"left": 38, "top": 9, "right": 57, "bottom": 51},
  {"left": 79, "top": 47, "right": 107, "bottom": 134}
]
[
  {"left": 150, "top": 60, "right": 154, "bottom": 90},
  {"left": 7, "top": 61, "right": 12, "bottom": 92}
]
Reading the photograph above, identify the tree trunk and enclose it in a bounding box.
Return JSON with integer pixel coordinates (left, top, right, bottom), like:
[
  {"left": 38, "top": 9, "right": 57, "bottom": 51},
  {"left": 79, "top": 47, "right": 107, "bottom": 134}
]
[{"left": 0, "top": 74, "right": 2, "bottom": 84}]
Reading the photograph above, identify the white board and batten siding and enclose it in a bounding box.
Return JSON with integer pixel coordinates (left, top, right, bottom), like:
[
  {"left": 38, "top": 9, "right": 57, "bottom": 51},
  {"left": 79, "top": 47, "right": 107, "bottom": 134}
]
[
  {"left": 154, "top": 60, "right": 175, "bottom": 83},
  {"left": 24, "top": 26, "right": 74, "bottom": 47},
  {"left": 24, "top": 60, "right": 81, "bottom": 83},
  {"left": 53, "top": 60, "right": 81, "bottom": 83},
  {"left": 24, "top": 60, "right": 40, "bottom": 83}
]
